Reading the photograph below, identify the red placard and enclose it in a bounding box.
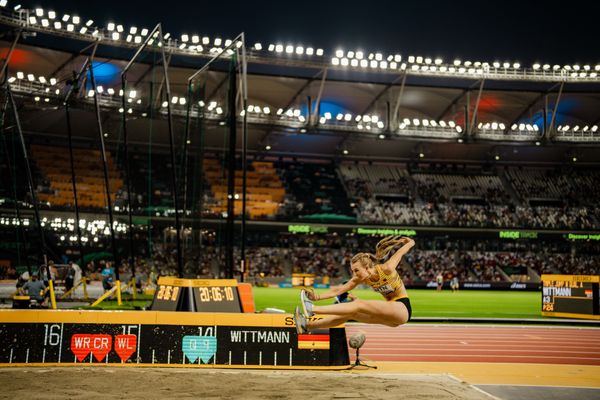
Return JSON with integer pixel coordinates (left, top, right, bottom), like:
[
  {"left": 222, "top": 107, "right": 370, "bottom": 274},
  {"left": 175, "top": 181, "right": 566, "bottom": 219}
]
[{"left": 114, "top": 334, "right": 137, "bottom": 362}]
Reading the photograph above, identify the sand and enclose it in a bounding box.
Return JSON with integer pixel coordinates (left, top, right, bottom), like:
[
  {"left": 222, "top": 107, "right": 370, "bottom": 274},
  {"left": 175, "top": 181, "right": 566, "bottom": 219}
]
[{"left": 0, "top": 367, "right": 491, "bottom": 399}]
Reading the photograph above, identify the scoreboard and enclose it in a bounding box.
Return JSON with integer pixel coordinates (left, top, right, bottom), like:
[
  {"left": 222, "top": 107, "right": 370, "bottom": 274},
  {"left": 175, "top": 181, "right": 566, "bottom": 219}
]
[
  {"left": 151, "top": 277, "right": 242, "bottom": 313},
  {"left": 291, "top": 273, "right": 315, "bottom": 287},
  {"left": 541, "top": 275, "right": 600, "bottom": 319}
]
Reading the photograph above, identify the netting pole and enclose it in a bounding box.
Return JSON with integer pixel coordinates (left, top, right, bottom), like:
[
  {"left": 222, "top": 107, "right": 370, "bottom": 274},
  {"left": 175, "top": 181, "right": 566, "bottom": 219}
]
[
  {"left": 88, "top": 63, "right": 119, "bottom": 281},
  {"left": 63, "top": 42, "right": 99, "bottom": 272},
  {"left": 225, "top": 54, "right": 238, "bottom": 279},
  {"left": 6, "top": 87, "right": 51, "bottom": 293},
  {"left": 157, "top": 25, "right": 183, "bottom": 277},
  {"left": 120, "top": 72, "right": 135, "bottom": 279},
  {"left": 239, "top": 34, "right": 248, "bottom": 283},
  {"left": 0, "top": 93, "right": 30, "bottom": 276}
]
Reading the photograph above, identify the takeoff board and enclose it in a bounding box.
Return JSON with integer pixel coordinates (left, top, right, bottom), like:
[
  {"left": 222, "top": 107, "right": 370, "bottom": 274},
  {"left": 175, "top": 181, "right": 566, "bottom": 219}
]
[
  {"left": 541, "top": 275, "right": 600, "bottom": 319},
  {"left": 0, "top": 310, "right": 349, "bottom": 369}
]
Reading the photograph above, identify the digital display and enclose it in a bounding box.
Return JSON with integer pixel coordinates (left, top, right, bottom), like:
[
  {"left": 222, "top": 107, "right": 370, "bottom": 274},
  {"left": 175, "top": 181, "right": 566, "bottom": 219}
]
[
  {"left": 499, "top": 230, "right": 538, "bottom": 239},
  {"left": 151, "top": 278, "right": 242, "bottom": 313},
  {"left": 541, "top": 275, "right": 599, "bottom": 319},
  {"left": 354, "top": 228, "right": 416, "bottom": 236},
  {"left": 292, "top": 274, "right": 315, "bottom": 287}
]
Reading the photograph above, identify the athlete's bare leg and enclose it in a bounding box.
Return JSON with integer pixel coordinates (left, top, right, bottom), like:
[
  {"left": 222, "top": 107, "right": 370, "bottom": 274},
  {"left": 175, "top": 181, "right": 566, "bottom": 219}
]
[
  {"left": 311, "top": 299, "right": 408, "bottom": 327},
  {"left": 306, "top": 315, "right": 349, "bottom": 330}
]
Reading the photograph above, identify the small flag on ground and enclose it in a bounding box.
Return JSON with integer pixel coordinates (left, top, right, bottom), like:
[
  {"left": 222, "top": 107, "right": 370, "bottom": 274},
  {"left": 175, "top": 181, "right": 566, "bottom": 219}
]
[{"left": 297, "top": 334, "right": 330, "bottom": 350}]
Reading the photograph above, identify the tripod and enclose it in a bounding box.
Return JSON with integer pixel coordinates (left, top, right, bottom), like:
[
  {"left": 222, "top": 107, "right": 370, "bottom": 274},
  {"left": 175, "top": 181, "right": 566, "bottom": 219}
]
[{"left": 350, "top": 346, "right": 377, "bottom": 369}]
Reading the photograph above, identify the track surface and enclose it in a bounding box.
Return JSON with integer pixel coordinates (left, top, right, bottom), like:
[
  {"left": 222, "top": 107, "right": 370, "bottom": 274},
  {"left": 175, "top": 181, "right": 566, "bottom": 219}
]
[{"left": 345, "top": 324, "right": 600, "bottom": 365}]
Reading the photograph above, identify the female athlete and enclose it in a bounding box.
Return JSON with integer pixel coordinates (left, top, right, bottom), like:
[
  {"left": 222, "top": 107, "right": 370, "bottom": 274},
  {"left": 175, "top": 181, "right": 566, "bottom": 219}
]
[{"left": 294, "top": 235, "right": 414, "bottom": 333}]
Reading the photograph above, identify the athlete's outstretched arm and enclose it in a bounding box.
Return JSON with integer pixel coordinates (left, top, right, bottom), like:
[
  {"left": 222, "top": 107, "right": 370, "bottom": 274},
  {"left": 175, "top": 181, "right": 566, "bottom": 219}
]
[
  {"left": 305, "top": 278, "right": 359, "bottom": 301},
  {"left": 382, "top": 237, "right": 415, "bottom": 272}
]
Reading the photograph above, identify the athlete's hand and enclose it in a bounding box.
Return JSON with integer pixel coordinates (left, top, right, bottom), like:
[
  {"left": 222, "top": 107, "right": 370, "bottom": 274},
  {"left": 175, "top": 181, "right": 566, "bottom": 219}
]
[
  {"left": 304, "top": 288, "right": 318, "bottom": 301},
  {"left": 348, "top": 292, "right": 357, "bottom": 301}
]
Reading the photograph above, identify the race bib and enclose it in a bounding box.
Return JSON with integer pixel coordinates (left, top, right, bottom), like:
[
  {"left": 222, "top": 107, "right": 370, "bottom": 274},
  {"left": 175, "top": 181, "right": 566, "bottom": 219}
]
[{"left": 373, "top": 284, "right": 393, "bottom": 294}]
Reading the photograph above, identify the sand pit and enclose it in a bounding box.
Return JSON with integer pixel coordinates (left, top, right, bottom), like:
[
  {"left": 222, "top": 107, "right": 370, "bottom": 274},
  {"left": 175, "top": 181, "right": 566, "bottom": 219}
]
[{"left": 0, "top": 367, "right": 491, "bottom": 399}]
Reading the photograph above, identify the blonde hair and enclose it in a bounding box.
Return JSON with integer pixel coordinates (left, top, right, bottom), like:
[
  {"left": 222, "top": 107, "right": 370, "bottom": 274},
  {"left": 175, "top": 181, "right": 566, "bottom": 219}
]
[{"left": 350, "top": 235, "right": 406, "bottom": 269}]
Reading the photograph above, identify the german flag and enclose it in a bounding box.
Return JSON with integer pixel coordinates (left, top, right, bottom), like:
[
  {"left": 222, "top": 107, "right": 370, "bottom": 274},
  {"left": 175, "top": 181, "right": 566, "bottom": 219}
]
[{"left": 298, "top": 334, "right": 330, "bottom": 350}]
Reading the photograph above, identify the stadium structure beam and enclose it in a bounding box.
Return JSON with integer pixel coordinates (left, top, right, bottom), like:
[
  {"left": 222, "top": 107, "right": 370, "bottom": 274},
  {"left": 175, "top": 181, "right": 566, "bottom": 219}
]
[
  {"left": 391, "top": 73, "right": 408, "bottom": 129},
  {"left": 546, "top": 81, "right": 564, "bottom": 140},
  {"left": 0, "top": 28, "right": 21, "bottom": 81},
  {"left": 506, "top": 83, "right": 561, "bottom": 135},
  {"left": 48, "top": 41, "right": 97, "bottom": 83},
  {"left": 358, "top": 73, "right": 405, "bottom": 118},
  {"left": 468, "top": 79, "right": 485, "bottom": 136},
  {"left": 436, "top": 80, "right": 482, "bottom": 121},
  {"left": 310, "top": 68, "right": 328, "bottom": 127},
  {"left": 256, "top": 68, "right": 325, "bottom": 147}
]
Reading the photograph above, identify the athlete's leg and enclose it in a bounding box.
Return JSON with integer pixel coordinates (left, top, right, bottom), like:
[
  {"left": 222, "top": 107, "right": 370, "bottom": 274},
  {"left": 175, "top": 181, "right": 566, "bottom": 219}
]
[
  {"left": 306, "top": 315, "right": 350, "bottom": 330},
  {"left": 313, "top": 299, "right": 408, "bottom": 326}
]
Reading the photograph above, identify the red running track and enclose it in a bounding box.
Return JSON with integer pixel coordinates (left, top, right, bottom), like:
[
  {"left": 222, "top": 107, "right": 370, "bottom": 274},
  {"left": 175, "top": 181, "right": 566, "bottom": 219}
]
[{"left": 345, "top": 324, "right": 600, "bottom": 365}]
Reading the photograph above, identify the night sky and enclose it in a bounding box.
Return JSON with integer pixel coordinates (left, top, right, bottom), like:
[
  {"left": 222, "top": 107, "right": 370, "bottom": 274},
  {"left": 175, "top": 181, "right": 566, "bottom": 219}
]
[{"left": 14, "top": 0, "right": 600, "bottom": 65}]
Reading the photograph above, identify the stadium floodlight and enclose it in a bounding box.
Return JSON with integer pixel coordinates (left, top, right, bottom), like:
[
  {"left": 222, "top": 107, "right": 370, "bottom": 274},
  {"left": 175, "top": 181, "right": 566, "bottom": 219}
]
[
  {"left": 573, "top": 64, "right": 580, "bottom": 71},
  {"left": 67, "top": 24, "right": 74, "bottom": 32},
  {"left": 355, "top": 51, "right": 364, "bottom": 60},
  {"left": 390, "top": 62, "right": 397, "bottom": 69},
  {"left": 72, "top": 16, "right": 80, "bottom": 24},
  {"left": 324, "top": 112, "right": 332, "bottom": 120},
  {"left": 458, "top": 67, "right": 466, "bottom": 73},
  {"left": 85, "top": 19, "right": 93, "bottom": 26},
  {"left": 35, "top": 8, "right": 44, "bottom": 17},
  {"left": 439, "top": 121, "right": 447, "bottom": 127},
  {"left": 502, "top": 62, "right": 510, "bottom": 68},
  {"left": 179, "top": 97, "right": 186, "bottom": 105},
  {"left": 542, "top": 64, "right": 550, "bottom": 70},
  {"left": 378, "top": 133, "right": 385, "bottom": 139},
  {"left": 563, "top": 125, "right": 570, "bottom": 131},
  {"left": 374, "top": 53, "right": 382, "bottom": 61},
  {"left": 7, "top": 77, "right": 16, "bottom": 83},
  {"left": 335, "top": 49, "right": 344, "bottom": 58},
  {"left": 499, "top": 123, "right": 506, "bottom": 130},
  {"left": 346, "top": 51, "right": 354, "bottom": 58},
  {"left": 412, "top": 118, "right": 420, "bottom": 126},
  {"left": 49, "top": 78, "right": 57, "bottom": 85},
  {"left": 350, "top": 59, "right": 359, "bottom": 67},
  {"left": 423, "top": 119, "right": 430, "bottom": 127},
  {"left": 296, "top": 46, "right": 304, "bottom": 55},
  {"left": 306, "top": 47, "right": 314, "bottom": 55},
  {"left": 360, "top": 59, "right": 368, "bottom": 68},
  {"left": 253, "top": 42, "right": 262, "bottom": 50},
  {"left": 106, "top": 88, "right": 115, "bottom": 95},
  {"left": 518, "top": 123, "right": 525, "bottom": 131},
  {"left": 533, "top": 63, "right": 540, "bottom": 70},
  {"left": 464, "top": 60, "right": 472, "bottom": 67},
  {"left": 453, "top": 59, "right": 461, "bottom": 66},
  {"left": 370, "top": 60, "right": 378, "bottom": 68},
  {"left": 126, "top": 34, "right": 132, "bottom": 42},
  {"left": 448, "top": 121, "right": 456, "bottom": 128},
  {"left": 13, "top": 5, "right": 21, "bottom": 11},
  {"left": 111, "top": 32, "right": 119, "bottom": 40},
  {"left": 564, "top": 65, "right": 572, "bottom": 70},
  {"left": 28, "top": 16, "right": 37, "bottom": 24},
  {"left": 478, "top": 122, "right": 483, "bottom": 129},
  {"left": 513, "top": 63, "right": 520, "bottom": 69},
  {"left": 316, "top": 49, "right": 324, "bottom": 56},
  {"left": 225, "top": 39, "right": 232, "bottom": 47},
  {"left": 492, "top": 122, "right": 498, "bottom": 130},
  {"left": 263, "top": 107, "right": 271, "bottom": 114},
  {"left": 26, "top": 73, "right": 34, "bottom": 81},
  {"left": 0, "top": 0, "right": 7, "bottom": 7},
  {"left": 415, "top": 56, "right": 423, "bottom": 63},
  {"left": 87, "top": 89, "right": 95, "bottom": 97},
  {"left": 553, "top": 64, "right": 560, "bottom": 70},
  {"left": 340, "top": 58, "right": 350, "bottom": 66},
  {"left": 495, "top": 155, "right": 500, "bottom": 160},
  {"left": 107, "top": 22, "right": 115, "bottom": 31},
  {"left": 181, "top": 34, "right": 189, "bottom": 42},
  {"left": 38, "top": 76, "right": 46, "bottom": 84},
  {"left": 129, "top": 26, "right": 138, "bottom": 35},
  {"left": 96, "top": 86, "right": 104, "bottom": 93},
  {"left": 419, "top": 152, "right": 425, "bottom": 158},
  {"left": 140, "top": 28, "right": 148, "bottom": 36},
  {"left": 41, "top": 19, "right": 49, "bottom": 27},
  {"left": 408, "top": 56, "right": 415, "bottom": 63},
  {"left": 62, "top": 14, "right": 70, "bottom": 22},
  {"left": 380, "top": 61, "right": 388, "bottom": 69},
  {"left": 573, "top": 125, "right": 580, "bottom": 132},
  {"left": 214, "top": 38, "right": 222, "bottom": 46},
  {"left": 331, "top": 57, "right": 340, "bottom": 66},
  {"left": 583, "top": 125, "right": 589, "bottom": 131},
  {"left": 53, "top": 21, "right": 62, "bottom": 29},
  {"left": 434, "top": 58, "right": 443, "bottom": 65},
  {"left": 79, "top": 27, "right": 88, "bottom": 34},
  {"left": 591, "top": 125, "right": 598, "bottom": 132},
  {"left": 275, "top": 44, "right": 283, "bottom": 53},
  {"left": 411, "top": 65, "right": 419, "bottom": 71},
  {"left": 492, "top": 61, "right": 500, "bottom": 68}
]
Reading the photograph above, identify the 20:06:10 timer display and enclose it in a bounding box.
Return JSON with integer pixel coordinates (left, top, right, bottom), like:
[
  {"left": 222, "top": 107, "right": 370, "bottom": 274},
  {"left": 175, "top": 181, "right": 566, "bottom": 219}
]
[{"left": 198, "top": 286, "right": 236, "bottom": 302}]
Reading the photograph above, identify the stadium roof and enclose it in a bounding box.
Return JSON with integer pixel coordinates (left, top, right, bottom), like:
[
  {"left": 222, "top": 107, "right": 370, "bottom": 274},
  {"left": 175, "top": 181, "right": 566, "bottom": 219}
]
[{"left": 1, "top": 6, "right": 599, "bottom": 165}]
